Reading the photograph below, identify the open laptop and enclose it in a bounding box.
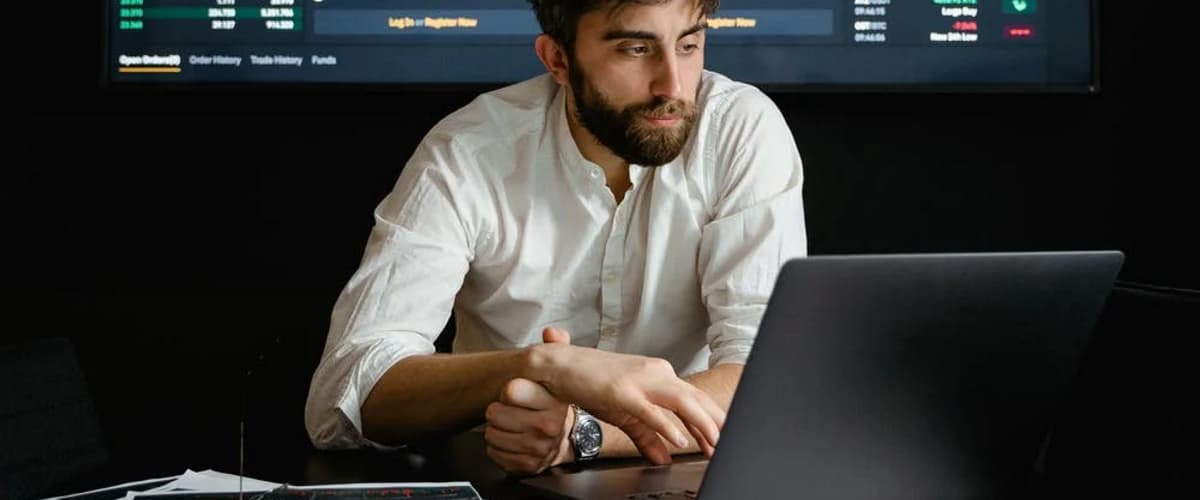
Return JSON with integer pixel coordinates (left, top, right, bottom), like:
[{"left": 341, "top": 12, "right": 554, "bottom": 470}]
[{"left": 523, "top": 251, "right": 1124, "bottom": 499}]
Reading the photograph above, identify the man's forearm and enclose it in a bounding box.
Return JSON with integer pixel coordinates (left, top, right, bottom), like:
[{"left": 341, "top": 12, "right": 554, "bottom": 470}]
[
  {"left": 361, "top": 349, "right": 541, "bottom": 445},
  {"left": 597, "top": 363, "right": 743, "bottom": 458}
]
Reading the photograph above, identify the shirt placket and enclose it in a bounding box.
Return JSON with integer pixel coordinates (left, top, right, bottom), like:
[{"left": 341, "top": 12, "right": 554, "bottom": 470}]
[{"left": 595, "top": 167, "right": 644, "bottom": 352}]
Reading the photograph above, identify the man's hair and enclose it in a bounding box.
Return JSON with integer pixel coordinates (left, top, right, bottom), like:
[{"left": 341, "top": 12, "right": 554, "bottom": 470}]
[{"left": 528, "top": 0, "right": 720, "bottom": 55}]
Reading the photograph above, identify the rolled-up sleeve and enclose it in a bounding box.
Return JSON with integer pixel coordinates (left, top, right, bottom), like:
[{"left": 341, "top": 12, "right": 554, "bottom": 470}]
[
  {"left": 304, "top": 141, "right": 475, "bottom": 450},
  {"left": 698, "top": 89, "right": 808, "bottom": 367}
]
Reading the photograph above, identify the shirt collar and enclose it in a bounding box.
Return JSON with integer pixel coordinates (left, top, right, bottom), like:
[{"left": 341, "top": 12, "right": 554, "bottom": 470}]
[
  {"left": 551, "top": 83, "right": 653, "bottom": 188},
  {"left": 551, "top": 84, "right": 601, "bottom": 177}
]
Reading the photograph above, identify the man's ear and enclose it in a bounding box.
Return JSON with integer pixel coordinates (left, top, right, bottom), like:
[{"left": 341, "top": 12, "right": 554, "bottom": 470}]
[{"left": 535, "top": 34, "right": 571, "bottom": 86}]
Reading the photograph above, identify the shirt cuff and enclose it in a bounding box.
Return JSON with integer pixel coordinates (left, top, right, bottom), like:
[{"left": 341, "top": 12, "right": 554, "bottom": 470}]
[{"left": 307, "top": 334, "right": 434, "bottom": 450}]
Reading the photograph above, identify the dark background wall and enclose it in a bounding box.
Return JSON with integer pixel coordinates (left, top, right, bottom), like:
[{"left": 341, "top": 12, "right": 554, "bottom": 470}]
[{"left": 8, "top": 1, "right": 1188, "bottom": 493}]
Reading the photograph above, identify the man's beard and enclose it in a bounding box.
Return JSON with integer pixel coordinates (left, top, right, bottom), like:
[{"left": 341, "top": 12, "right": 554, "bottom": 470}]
[{"left": 569, "top": 64, "right": 698, "bottom": 167}]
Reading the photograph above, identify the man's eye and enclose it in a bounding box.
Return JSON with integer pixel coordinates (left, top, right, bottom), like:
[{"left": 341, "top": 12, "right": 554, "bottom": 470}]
[
  {"left": 622, "top": 46, "right": 651, "bottom": 56},
  {"left": 679, "top": 43, "right": 700, "bottom": 54}
]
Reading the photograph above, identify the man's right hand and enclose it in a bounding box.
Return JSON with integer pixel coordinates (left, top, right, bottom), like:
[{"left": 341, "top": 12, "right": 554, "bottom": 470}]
[
  {"left": 528, "top": 328, "right": 725, "bottom": 463},
  {"left": 483, "top": 377, "right": 574, "bottom": 475}
]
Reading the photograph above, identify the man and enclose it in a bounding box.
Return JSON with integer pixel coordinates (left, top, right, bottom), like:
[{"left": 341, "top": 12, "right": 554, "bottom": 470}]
[{"left": 304, "top": 0, "right": 807, "bottom": 475}]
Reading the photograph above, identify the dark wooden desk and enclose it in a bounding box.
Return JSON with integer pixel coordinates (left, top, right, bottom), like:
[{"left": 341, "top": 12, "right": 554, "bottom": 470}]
[
  {"left": 45, "top": 430, "right": 691, "bottom": 500},
  {"left": 43, "top": 426, "right": 1076, "bottom": 500},
  {"left": 246, "top": 431, "right": 556, "bottom": 499}
]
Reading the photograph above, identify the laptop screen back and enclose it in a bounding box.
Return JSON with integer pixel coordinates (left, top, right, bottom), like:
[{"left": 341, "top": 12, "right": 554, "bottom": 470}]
[{"left": 698, "top": 252, "right": 1123, "bottom": 499}]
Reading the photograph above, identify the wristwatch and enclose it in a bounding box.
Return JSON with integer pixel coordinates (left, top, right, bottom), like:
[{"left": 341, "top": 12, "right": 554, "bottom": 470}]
[{"left": 570, "top": 404, "right": 602, "bottom": 462}]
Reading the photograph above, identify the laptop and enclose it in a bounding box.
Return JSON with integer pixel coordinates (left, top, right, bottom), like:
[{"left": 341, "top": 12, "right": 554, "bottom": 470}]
[{"left": 523, "top": 251, "right": 1124, "bottom": 499}]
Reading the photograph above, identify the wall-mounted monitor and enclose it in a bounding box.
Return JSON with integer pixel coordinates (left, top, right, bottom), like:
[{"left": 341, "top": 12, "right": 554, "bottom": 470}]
[{"left": 106, "top": 0, "right": 1097, "bottom": 92}]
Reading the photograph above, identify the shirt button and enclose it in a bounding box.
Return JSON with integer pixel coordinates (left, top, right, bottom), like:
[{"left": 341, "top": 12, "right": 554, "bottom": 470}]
[
  {"left": 591, "top": 169, "right": 602, "bottom": 179},
  {"left": 601, "top": 327, "right": 616, "bottom": 337}
]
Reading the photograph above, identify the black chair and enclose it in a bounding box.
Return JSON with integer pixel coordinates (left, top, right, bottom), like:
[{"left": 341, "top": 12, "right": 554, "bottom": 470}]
[{"left": 1, "top": 337, "right": 109, "bottom": 500}]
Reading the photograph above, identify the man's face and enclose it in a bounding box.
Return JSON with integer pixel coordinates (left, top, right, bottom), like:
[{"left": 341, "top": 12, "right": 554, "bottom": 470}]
[{"left": 568, "top": 0, "right": 707, "bottom": 167}]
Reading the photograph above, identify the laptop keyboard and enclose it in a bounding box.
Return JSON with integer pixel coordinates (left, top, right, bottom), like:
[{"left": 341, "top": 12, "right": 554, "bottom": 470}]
[{"left": 625, "top": 490, "right": 698, "bottom": 500}]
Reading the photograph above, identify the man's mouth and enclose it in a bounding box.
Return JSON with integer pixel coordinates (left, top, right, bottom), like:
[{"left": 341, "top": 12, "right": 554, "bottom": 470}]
[{"left": 642, "top": 114, "right": 681, "bottom": 126}]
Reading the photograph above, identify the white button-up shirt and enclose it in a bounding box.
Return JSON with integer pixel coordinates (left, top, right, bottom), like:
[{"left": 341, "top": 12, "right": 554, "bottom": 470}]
[{"left": 305, "top": 71, "right": 807, "bottom": 449}]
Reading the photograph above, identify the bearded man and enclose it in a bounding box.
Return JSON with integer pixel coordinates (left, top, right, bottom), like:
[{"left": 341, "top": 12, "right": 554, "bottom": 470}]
[{"left": 305, "top": 0, "right": 807, "bottom": 476}]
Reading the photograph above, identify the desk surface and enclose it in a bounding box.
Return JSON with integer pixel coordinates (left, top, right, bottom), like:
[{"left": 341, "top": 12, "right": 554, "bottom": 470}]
[
  {"left": 47, "top": 430, "right": 700, "bottom": 500},
  {"left": 251, "top": 431, "right": 558, "bottom": 499}
]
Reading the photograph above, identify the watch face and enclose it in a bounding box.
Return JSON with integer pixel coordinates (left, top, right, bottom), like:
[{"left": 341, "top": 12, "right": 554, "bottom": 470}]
[{"left": 576, "top": 418, "right": 602, "bottom": 456}]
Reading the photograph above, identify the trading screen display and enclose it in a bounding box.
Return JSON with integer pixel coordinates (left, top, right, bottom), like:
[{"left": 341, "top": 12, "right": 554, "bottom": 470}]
[{"left": 108, "top": 0, "right": 1094, "bottom": 89}]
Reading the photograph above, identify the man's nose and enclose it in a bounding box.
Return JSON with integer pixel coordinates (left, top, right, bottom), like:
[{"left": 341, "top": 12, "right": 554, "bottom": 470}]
[{"left": 650, "top": 51, "right": 683, "bottom": 102}]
